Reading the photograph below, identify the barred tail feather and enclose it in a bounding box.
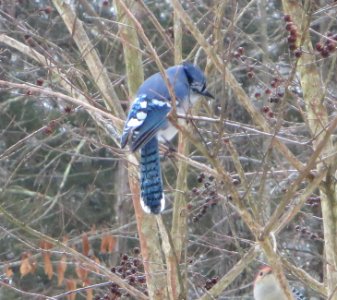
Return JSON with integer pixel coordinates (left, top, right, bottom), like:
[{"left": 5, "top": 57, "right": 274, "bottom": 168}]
[{"left": 140, "top": 137, "right": 165, "bottom": 214}]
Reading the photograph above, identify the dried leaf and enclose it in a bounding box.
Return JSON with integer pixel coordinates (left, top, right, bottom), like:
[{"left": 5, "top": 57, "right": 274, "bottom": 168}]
[
  {"left": 66, "top": 279, "right": 77, "bottom": 300},
  {"left": 43, "top": 251, "right": 53, "bottom": 279},
  {"left": 57, "top": 254, "right": 67, "bottom": 286},
  {"left": 100, "top": 235, "right": 108, "bottom": 254},
  {"left": 107, "top": 235, "right": 116, "bottom": 253},
  {"left": 4, "top": 265, "right": 13, "bottom": 278},
  {"left": 40, "top": 240, "right": 53, "bottom": 250},
  {"left": 20, "top": 252, "right": 33, "bottom": 277},
  {"left": 82, "top": 232, "right": 90, "bottom": 256},
  {"left": 75, "top": 262, "right": 88, "bottom": 281},
  {"left": 100, "top": 235, "right": 116, "bottom": 253},
  {"left": 84, "top": 279, "right": 93, "bottom": 300}
]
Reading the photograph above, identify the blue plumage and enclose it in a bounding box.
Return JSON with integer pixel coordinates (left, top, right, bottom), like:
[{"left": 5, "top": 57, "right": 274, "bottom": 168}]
[{"left": 121, "top": 62, "right": 213, "bottom": 214}]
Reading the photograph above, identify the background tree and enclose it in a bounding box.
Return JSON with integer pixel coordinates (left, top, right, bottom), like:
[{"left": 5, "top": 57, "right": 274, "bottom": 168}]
[{"left": 0, "top": 0, "right": 336, "bottom": 299}]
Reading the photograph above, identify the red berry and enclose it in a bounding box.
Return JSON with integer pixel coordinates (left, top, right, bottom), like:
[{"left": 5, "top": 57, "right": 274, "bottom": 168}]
[
  {"left": 262, "top": 106, "right": 270, "bottom": 113},
  {"left": 36, "top": 78, "right": 44, "bottom": 86},
  {"left": 285, "top": 22, "right": 293, "bottom": 31},
  {"left": 270, "top": 80, "right": 277, "bottom": 88},
  {"left": 327, "top": 42, "right": 336, "bottom": 52},
  {"left": 294, "top": 48, "right": 302, "bottom": 58},
  {"left": 237, "top": 47, "right": 244, "bottom": 55},
  {"left": 233, "top": 51, "right": 240, "bottom": 58},
  {"left": 283, "top": 15, "right": 292, "bottom": 22},
  {"left": 247, "top": 71, "right": 254, "bottom": 79},
  {"left": 316, "top": 43, "right": 323, "bottom": 51},
  {"left": 290, "top": 28, "right": 297, "bottom": 36},
  {"left": 287, "top": 35, "right": 296, "bottom": 43},
  {"left": 265, "top": 88, "right": 271, "bottom": 95},
  {"left": 44, "top": 6, "right": 52, "bottom": 14},
  {"left": 321, "top": 48, "right": 329, "bottom": 58},
  {"left": 64, "top": 106, "right": 72, "bottom": 113},
  {"left": 267, "top": 111, "right": 274, "bottom": 118},
  {"left": 254, "top": 92, "right": 261, "bottom": 98},
  {"left": 102, "top": 0, "right": 109, "bottom": 6}
]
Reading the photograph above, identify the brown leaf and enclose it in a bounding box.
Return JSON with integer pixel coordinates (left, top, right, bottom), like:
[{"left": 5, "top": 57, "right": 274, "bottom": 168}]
[
  {"left": 20, "top": 252, "right": 33, "bottom": 277},
  {"left": 40, "top": 240, "right": 53, "bottom": 250},
  {"left": 100, "top": 235, "right": 116, "bottom": 253},
  {"left": 43, "top": 251, "right": 53, "bottom": 280},
  {"left": 100, "top": 235, "right": 108, "bottom": 254},
  {"left": 75, "top": 262, "right": 88, "bottom": 281},
  {"left": 84, "top": 279, "right": 93, "bottom": 300},
  {"left": 82, "top": 232, "right": 90, "bottom": 256},
  {"left": 4, "top": 265, "right": 13, "bottom": 278},
  {"left": 66, "top": 279, "right": 77, "bottom": 300},
  {"left": 57, "top": 254, "right": 67, "bottom": 286},
  {"left": 107, "top": 235, "right": 116, "bottom": 253}
]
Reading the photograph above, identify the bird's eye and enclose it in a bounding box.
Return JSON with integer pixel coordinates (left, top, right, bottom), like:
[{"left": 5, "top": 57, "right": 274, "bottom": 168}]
[{"left": 259, "top": 271, "right": 264, "bottom": 276}]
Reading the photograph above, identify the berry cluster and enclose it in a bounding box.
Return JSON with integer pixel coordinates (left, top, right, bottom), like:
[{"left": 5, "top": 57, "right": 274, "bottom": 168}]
[
  {"left": 294, "top": 225, "right": 320, "bottom": 241},
  {"left": 204, "top": 276, "right": 219, "bottom": 290},
  {"left": 315, "top": 32, "right": 337, "bottom": 58},
  {"left": 95, "top": 247, "right": 147, "bottom": 300},
  {"left": 189, "top": 173, "right": 220, "bottom": 223},
  {"left": 233, "top": 47, "right": 245, "bottom": 59},
  {"left": 284, "top": 15, "right": 300, "bottom": 54},
  {"left": 261, "top": 105, "right": 274, "bottom": 118}
]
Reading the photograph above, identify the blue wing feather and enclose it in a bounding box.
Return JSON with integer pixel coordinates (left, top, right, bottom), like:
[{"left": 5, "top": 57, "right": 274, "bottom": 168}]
[{"left": 120, "top": 95, "right": 171, "bottom": 152}]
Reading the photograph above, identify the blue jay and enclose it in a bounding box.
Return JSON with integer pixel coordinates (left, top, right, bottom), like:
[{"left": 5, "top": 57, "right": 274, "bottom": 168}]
[{"left": 120, "top": 62, "right": 213, "bottom": 214}]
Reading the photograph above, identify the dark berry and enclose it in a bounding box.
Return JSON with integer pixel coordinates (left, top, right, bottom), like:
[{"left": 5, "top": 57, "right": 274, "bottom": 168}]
[
  {"left": 290, "top": 28, "right": 297, "bottom": 37},
  {"left": 192, "top": 187, "right": 199, "bottom": 195},
  {"left": 316, "top": 43, "right": 323, "bottom": 51},
  {"left": 102, "top": 0, "right": 109, "bottom": 6},
  {"left": 277, "top": 91, "right": 285, "bottom": 97},
  {"left": 267, "top": 111, "right": 274, "bottom": 118},
  {"left": 122, "top": 254, "right": 128, "bottom": 261},
  {"left": 283, "top": 15, "right": 291, "bottom": 22},
  {"left": 287, "top": 35, "right": 296, "bottom": 43},
  {"left": 247, "top": 71, "right": 254, "bottom": 79},
  {"left": 269, "top": 96, "right": 280, "bottom": 103},
  {"left": 237, "top": 47, "right": 244, "bottom": 55},
  {"left": 187, "top": 203, "right": 193, "bottom": 210},
  {"left": 111, "top": 267, "right": 116, "bottom": 273},
  {"left": 321, "top": 48, "right": 330, "bottom": 58},
  {"left": 265, "top": 88, "right": 271, "bottom": 95},
  {"left": 255, "top": 92, "right": 261, "bottom": 98},
  {"left": 133, "top": 258, "right": 141, "bottom": 267},
  {"left": 294, "top": 48, "right": 302, "bottom": 58},
  {"left": 233, "top": 51, "right": 240, "bottom": 58},
  {"left": 36, "top": 78, "right": 44, "bottom": 86},
  {"left": 211, "top": 276, "right": 219, "bottom": 284},
  {"left": 64, "top": 106, "right": 72, "bottom": 113},
  {"left": 133, "top": 247, "right": 140, "bottom": 255},
  {"left": 262, "top": 106, "right": 270, "bottom": 113},
  {"left": 327, "top": 42, "right": 336, "bottom": 52},
  {"left": 285, "top": 22, "right": 293, "bottom": 31}
]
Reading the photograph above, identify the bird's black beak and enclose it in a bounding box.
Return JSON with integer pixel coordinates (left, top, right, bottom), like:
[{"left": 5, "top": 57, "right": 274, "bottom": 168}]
[{"left": 201, "top": 89, "right": 214, "bottom": 99}]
